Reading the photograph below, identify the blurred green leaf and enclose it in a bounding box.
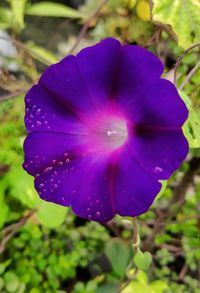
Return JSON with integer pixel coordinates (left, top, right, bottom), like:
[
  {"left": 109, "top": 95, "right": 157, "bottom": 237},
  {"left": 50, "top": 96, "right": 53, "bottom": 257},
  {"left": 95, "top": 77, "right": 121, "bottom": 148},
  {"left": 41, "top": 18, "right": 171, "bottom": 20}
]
[
  {"left": 123, "top": 0, "right": 137, "bottom": 9},
  {"left": 151, "top": 280, "right": 169, "bottom": 292},
  {"left": 122, "top": 271, "right": 168, "bottom": 293},
  {"left": 4, "top": 271, "right": 20, "bottom": 292},
  {"left": 6, "top": 166, "right": 39, "bottom": 208},
  {"left": 184, "top": 109, "right": 200, "bottom": 148},
  {"left": 153, "top": 0, "right": 200, "bottom": 48},
  {"left": 25, "top": 2, "right": 82, "bottom": 18},
  {"left": 37, "top": 201, "right": 67, "bottom": 228},
  {"left": 0, "top": 260, "right": 12, "bottom": 275},
  {"left": 155, "top": 180, "right": 167, "bottom": 201},
  {"left": 134, "top": 250, "right": 152, "bottom": 270},
  {"left": 0, "top": 277, "right": 4, "bottom": 291},
  {"left": 96, "top": 281, "right": 119, "bottom": 293},
  {"left": 26, "top": 41, "right": 58, "bottom": 64},
  {"left": 29, "top": 288, "right": 40, "bottom": 293},
  {"left": 105, "top": 239, "right": 131, "bottom": 278},
  {"left": 9, "top": 0, "right": 27, "bottom": 30},
  {"left": 0, "top": 8, "right": 13, "bottom": 29},
  {"left": 179, "top": 91, "right": 200, "bottom": 148}
]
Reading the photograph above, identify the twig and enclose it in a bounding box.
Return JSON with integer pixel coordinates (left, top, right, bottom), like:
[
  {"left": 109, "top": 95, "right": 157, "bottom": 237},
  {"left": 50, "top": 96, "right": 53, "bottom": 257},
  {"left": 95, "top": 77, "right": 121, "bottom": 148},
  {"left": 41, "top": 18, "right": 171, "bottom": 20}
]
[
  {"left": 0, "top": 36, "right": 51, "bottom": 66},
  {"left": 179, "top": 60, "right": 200, "bottom": 91},
  {"left": 68, "top": 0, "right": 108, "bottom": 55},
  {"left": 0, "top": 209, "right": 36, "bottom": 254},
  {"left": 179, "top": 264, "right": 188, "bottom": 281},
  {"left": 149, "top": 0, "right": 153, "bottom": 20},
  {"left": 0, "top": 164, "right": 9, "bottom": 176},
  {"left": 138, "top": 214, "right": 200, "bottom": 226},
  {"left": 144, "top": 26, "right": 162, "bottom": 48},
  {"left": 158, "top": 243, "right": 182, "bottom": 253},
  {"left": 173, "top": 41, "right": 200, "bottom": 85},
  {"left": 170, "top": 157, "right": 200, "bottom": 205},
  {"left": 0, "top": 87, "right": 30, "bottom": 102}
]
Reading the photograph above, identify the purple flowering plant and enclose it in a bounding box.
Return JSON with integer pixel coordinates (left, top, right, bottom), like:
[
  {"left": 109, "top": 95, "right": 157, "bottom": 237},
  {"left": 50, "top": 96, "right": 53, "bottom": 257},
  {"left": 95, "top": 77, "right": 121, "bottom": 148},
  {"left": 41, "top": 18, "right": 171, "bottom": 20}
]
[{"left": 23, "top": 38, "right": 188, "bottom": 223}]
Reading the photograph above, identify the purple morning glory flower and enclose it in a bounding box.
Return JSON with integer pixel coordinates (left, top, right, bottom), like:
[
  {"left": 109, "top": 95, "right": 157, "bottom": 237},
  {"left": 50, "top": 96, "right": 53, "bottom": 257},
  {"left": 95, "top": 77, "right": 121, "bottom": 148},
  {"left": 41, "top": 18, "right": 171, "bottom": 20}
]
[{"left": 23, "top": 38, "right": 188, "bottom": 223}]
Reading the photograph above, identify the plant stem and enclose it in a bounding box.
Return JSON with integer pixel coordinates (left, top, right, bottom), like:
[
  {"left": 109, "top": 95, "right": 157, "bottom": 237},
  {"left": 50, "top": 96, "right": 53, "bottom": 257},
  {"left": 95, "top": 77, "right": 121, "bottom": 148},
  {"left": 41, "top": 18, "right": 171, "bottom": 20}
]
[
  {"left": 0, "top": 87, "right": 30, "bottom": 102},
  {"left": 179, "top": 60, "right": 200, "bottom": 91},
  {"left": 0, "top": 209, "right": 36, "bottom": 254},
  {"left": 119, "top": 218, "right": 140, "bottom": 292},
  {"left": 173, "top": 41, "right": 200, "bottom": 85},
  {"left": 68, "top": 0, "right": 108, "bottom": 55}
]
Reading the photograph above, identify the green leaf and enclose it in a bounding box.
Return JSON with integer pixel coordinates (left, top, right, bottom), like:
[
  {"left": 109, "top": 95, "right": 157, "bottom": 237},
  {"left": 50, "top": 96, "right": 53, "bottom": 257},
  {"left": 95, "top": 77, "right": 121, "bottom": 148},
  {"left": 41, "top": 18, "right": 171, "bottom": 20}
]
[
  {"left": 6, "top": 166, "right": 39, "bottom": 208},
  {"left": 123, "top": 0, "right": 137, "bottom": 9},
  {"left": 9, "top": 0, "right": 27, "bottom": 30},
  {"left": 0, "top": 260, "right": 12, "bottom": 275},
  {"left": 37, "top": 201, "right": 67, "bottom": 228},
  {"left": 0, "top": 8, "right": 13, "bottom": 29},
  {"left": 153, "top": 0, "right": 200, "bottom": 48},
  {"left": 25, "top": 2, "right": 82, "bottom": 18},
  {"left": 179, "top": 91, "right": 200, "bottom": 148},
  {"left": 122, "top": 283, "right": 149, "bottom": 293},
  {"left": 26, "top": 41, "right": 58, "bottom": 64},
  {"left": 97, "top": 282, "right": 119, "bottom": 293},
  {"left": 0, "top": 277, "right": 4, "bottom": 291},
  {"left": 155, "top": 180, "right": 167, "bottom": 201},
  {"left": 122, "top": 271, "right": 168, "bottom": 293},
  {"left": 133, "top": 251, "right": 152, "bottom": 270},
  {"left": 122, "top": 271, "right": 148, "bottom": 293},
  {"left": 122, "top": 280, "right": 168, "bottom": 293},
  {"left": 184, "top": 109, "right": 200, "bottom": 148},
  {"left": 105, "top": 239, "right": 131, "bottom": 278},
  {"left": 4, "top": 271, "right": 20, "bottom": 292},
  {"left": 149, "top": 280, "right": 169, "bottom": 293},
  {"left": 0, "top": 202, "right": 9, "bottom": 229}
]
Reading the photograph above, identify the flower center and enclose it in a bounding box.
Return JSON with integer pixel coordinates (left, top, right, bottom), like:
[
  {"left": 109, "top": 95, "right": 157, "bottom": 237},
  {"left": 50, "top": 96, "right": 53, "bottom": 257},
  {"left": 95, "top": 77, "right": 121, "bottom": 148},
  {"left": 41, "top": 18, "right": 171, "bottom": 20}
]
[
  {"left": 85, "top": 113, "right": 128, "bottom": 153},
  {"left": 104, "top": 118, "right": 128, "bottom": 150}
]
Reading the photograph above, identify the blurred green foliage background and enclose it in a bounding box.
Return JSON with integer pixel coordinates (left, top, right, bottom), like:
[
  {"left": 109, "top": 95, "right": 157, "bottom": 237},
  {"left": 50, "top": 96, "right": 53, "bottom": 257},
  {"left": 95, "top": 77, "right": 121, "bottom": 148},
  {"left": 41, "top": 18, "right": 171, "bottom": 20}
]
[{"left": 0, "top": 0, "right": 200, "bottom": 292}]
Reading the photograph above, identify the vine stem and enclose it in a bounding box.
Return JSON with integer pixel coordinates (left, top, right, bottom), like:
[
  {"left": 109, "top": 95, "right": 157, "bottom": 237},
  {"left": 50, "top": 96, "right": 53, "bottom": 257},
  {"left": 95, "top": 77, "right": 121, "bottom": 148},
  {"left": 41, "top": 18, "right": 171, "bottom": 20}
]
[
  {"left": 132, "top": 217, "right": 139, "bottom": 252},
  {"left": 0, "top": 209, "right": 36, "bottom": 254},
  {"left": 68, "top": 0, "right": 108, "bottom": 55},
  {"left": 179, "top": 60, "right": 200, "bottom": 91},
  {"left": 118, "top": 218, "right": 140, "bottom": 292},
  {"left": 0, "top": 87, "right": 30, "bottom": 102},
  {"left": 173, "top": 41, "right": 200, "bottom": 85}
]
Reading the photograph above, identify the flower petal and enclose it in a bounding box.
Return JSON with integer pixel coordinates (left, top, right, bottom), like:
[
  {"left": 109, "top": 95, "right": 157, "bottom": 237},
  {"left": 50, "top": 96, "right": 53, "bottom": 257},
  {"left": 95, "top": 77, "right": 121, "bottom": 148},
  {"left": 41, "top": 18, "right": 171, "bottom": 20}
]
[
  {"left": 128, "top": 129, "right": 188, "bottom": 180},
  {"left": 39, "top": 38, "right": 123, "bottom": 113},
  {"left": 35, "top": 153, "right": 115, "bottom": 222},
  {"left": 114, "top": 148, "right": 161, "bottom": 217},
  {"left": 24, "top": 133, "right": 115, "bottom": 222},
  {"left": 76, "top": 38, "right": 121, "bottom": 109},
  {"left": 39, "top": 54, "right": 97, "bottom": 114},
  {"left": 123, "top": 79, "right": 188, "bottom": 128},
  {"left": 25, "top": 84, "right": 88, "bottom": 133},
  {"left": 23, "top": 131, "right": 86, "bottom": 176},
  {"left": 71, "top": 155, "right": 115, "bottom": 223},
  {"left": 114, "top": 44, "right": 164, "bottom": 103}
]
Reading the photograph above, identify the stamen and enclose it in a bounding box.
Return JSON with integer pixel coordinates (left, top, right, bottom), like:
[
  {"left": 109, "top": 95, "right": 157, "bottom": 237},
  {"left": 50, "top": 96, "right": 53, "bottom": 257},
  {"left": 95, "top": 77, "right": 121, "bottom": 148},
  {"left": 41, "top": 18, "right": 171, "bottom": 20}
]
[{"left": 85, "top": 112, "right": 129, "bottom": 153}]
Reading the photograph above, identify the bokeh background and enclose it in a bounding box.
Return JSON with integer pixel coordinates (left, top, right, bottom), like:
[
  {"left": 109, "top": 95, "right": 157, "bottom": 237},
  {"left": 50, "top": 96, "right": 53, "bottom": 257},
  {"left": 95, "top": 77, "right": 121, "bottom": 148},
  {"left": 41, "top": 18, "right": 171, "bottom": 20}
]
[{"left": 0, "top": 0, "right": 200, "bottom": 292}]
